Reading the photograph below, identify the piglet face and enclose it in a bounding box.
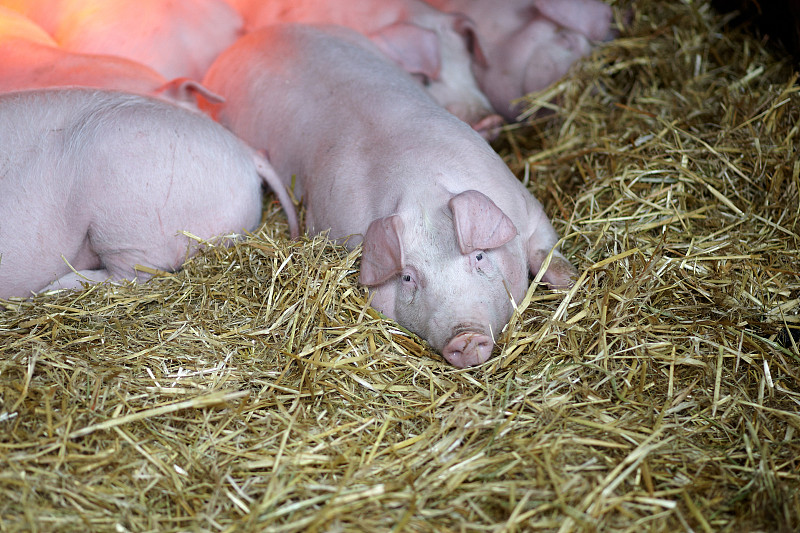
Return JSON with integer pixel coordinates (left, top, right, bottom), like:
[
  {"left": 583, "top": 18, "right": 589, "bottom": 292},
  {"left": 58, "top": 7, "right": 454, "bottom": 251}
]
[
  {"left": 479, "top": 10, "right": 601, "bottom": 120},
  {"left": 369, "top": 13, "right": 499, "bottom": 136},
  {"left": 521, "top": 23, "right": 593, "bottom": 96},
  {"left": 531, "top": 0, "right": 615, "bottom": 42},
  {"left": 425, "top": 13, "right": 499, "bottom": 132},
  {"left": 360, "top": 190, "right": 529, "bottom": 367}
]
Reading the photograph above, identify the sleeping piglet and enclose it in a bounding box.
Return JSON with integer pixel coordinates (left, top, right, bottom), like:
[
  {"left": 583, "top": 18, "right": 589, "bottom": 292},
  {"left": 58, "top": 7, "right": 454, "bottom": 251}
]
[
  {"left": 202, "top": 24, "right": 576, "bottom": 368},
  {"left": 0, "top": 88, "right": 299, "bottom": 299},
  {"left": 0, "top": 7, "right": 222, "bottom": 109},
  {"left": 426, "top": 0, "right": 615, "bottom": 120},
  {"left": 1, "top": 0, "right": 244, "bottom": 81},
  {"left": 229, "top": 0, "right": 501, "bottom": 137}
]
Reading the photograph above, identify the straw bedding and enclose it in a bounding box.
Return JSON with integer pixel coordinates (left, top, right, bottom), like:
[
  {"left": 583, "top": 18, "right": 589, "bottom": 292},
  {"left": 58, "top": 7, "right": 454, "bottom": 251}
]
[{"left": 2, "top": 1, "right": 799, "bottom": 531}]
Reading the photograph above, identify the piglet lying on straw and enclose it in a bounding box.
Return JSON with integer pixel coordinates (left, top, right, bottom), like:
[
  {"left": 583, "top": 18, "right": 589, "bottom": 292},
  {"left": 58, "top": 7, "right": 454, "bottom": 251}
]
[
  {"left": 229, "top": 0, "right": 502, "bottom": 138},
  {"left": 426, "top": 0, "right": 616, "bottom": 119},
  {"left": 0, "top": 88, "right": 299, "bottom": 299},
  {"left": 203, "top": 24, "right": 576, "bottom": 368}
]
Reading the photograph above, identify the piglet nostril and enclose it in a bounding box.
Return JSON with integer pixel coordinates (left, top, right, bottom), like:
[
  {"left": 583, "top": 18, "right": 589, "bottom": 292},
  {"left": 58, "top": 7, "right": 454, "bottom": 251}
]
[{"left": 442, "top": 333, "right": 494, "bottom": 368}]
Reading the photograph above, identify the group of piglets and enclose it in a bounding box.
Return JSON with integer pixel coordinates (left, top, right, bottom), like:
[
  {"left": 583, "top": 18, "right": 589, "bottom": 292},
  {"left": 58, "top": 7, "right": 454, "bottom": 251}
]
[{"left": 0, "top": 0, "right": 615, "bottom": 367}]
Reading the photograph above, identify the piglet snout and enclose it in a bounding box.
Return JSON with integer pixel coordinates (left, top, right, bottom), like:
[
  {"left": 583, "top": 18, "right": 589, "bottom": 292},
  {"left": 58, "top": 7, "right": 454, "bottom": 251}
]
[{"left": 443, "top": 332, "right": 494, "bottom": 368}]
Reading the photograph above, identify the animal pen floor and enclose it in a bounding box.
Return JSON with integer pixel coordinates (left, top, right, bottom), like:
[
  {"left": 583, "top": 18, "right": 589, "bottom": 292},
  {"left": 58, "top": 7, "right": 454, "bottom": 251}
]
[{"left": 2, "top": 1, "right": 799, "bottom": 531}]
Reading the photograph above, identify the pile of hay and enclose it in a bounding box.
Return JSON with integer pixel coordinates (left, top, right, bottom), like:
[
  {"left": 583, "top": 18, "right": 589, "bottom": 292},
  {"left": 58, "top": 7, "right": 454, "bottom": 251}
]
[{"left": 2, "top": 1, "right": 798, "bottom": 531}]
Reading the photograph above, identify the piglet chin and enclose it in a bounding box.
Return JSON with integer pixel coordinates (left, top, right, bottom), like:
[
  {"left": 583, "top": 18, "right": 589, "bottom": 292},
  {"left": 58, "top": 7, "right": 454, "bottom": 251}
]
[{"left": 442, "top": 332, "right": 494, "bottom": 368}]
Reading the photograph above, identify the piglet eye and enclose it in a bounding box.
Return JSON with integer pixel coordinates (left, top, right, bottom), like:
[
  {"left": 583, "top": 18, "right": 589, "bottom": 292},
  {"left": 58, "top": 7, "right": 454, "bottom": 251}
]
[
  {"left": 475, "top": 252, "right": 484, "bottom": 261},
  {"left": 399, "top": 269, "right": 418, "bottom": 289},
  {"left": 412, "top": 73, "right": 432, "bottom": 87}
]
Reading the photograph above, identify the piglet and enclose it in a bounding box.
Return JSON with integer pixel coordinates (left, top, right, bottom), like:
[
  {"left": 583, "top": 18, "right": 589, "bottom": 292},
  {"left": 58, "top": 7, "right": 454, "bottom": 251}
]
[
  {"left": 0, "top": 7, "right": 221, "bottom": 108},
  {"left": 5, "top": 0, "right": 244, "bottom": 81},
  {"left": 0, "top": 0, "right": 65, "bottom": 34},
  {"left": 0, "top": 88, "right": 299, "bottom": 299},
  {"left": 229, "top": 0, "right": 501, "bottom": 137},
  {"left": 0, "top": 4, "right": 54, "bottom": 44},
  {"left": 203, "top": 24, "right": 576, "bottom": 368},
  {"left": 426, "top": 0, "right": 615, "bottom": 119}
]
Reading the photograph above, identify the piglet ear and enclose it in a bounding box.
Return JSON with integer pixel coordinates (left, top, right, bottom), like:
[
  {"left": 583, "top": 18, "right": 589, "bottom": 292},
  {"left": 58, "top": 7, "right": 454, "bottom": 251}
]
[
  {"left": 360, "top": 215, "right": 405, "bottom": 286},
  {"left": 155, "top": 78, "right": 225, "bottom": 106},
  {"left": 369, "top": 23, "right": 442, "bottom": 81},
  {"left": 451, "top": 13, "right": 488, "bottom": 67},
  {"left": 450, "top": 190, "right": 518, "bottom": 254}
]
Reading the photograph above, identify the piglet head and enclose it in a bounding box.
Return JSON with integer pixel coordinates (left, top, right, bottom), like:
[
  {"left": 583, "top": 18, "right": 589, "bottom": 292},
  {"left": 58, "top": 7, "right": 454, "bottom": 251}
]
[
  {"left": 369, "top": 18, "right": 500, "bottom": 139},
  {"left": 360, "top": 190, "right": 529, "bottom": 368}
]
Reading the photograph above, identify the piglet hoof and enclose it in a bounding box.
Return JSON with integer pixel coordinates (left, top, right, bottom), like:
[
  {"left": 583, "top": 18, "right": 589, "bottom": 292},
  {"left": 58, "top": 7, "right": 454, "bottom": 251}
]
[
  {"left": 443, "top": 332, "right": 494, "bottom": 368},
  {"left": 544, "top": 256, "right": 579, "bottom": 289},
  {"left": 530, "top": 249, "right": 578, "bottom": 289}
]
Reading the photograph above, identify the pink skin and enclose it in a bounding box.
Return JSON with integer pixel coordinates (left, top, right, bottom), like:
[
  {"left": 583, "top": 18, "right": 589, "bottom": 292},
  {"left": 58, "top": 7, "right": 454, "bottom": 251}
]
[
  {"left": 530, "top": 0, "right": 615, "bottom": 41},
  {"left": 228, "top": 0, "right": 502, "bottom": 138},
  {"left": 426, "top": 0, "right": 614, "bottom": 120},
  {"left": 0, "top": 88, "right": 299, "bottom": 299},
  {"left": 0, "top": 7, "right": 224, "bottom": 109},
  {"left": 202, "top": 24, "right": 576, "bottom": 368},
  {"left": 0, "top": 4, "right": 55, "bottom": 44},
  {"left": 2, "top": 0, "right": 244, "bottom": 81},
  {"left": 0, "top": 0, "right": 66, "bottom": 34}
]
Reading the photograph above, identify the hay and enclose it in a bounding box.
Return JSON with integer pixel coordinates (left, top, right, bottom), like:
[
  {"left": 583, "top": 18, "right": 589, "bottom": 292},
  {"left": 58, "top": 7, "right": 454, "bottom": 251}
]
[{"left": 2, "top": 1, "right": 799, "bottom": 531}]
